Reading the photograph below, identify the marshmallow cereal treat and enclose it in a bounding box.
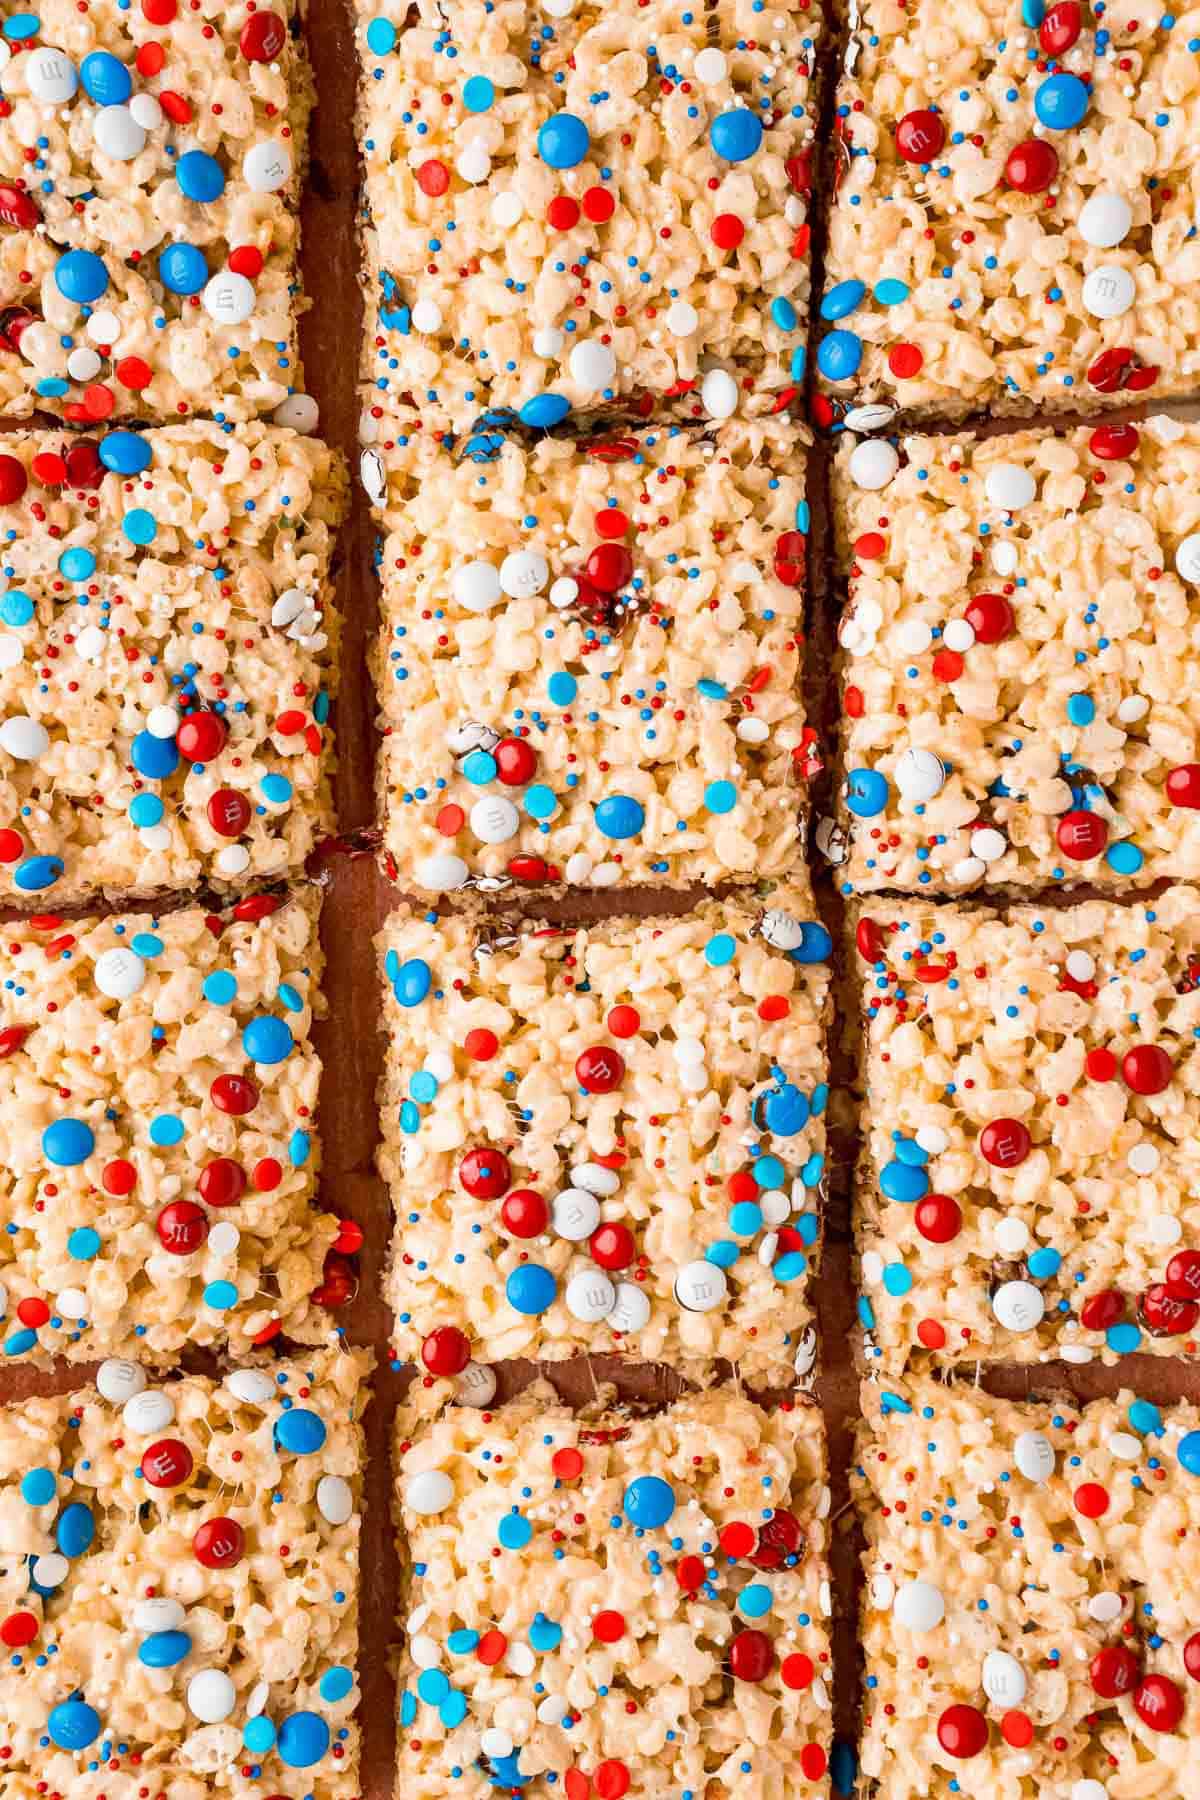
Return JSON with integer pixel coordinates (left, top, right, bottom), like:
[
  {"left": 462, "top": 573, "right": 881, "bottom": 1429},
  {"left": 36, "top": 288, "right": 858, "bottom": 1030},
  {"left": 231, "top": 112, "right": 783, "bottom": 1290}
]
[
  {"left": 365, "top": 418, "right": 815, "bottom": 897},
  {"left": 856, "top": 1376, "right": 1200, "bottom": 1798},
  {"left": 0, "top": 423, "right": 345, "bottom": 904},
  {"left": 0, "top": 0, "right": 312, "bottom": 423},
  {"left": 394, "top": 1382, "right": 833, "bottom": 1799},
  {"left": 853, "top": 885, "right": 1200, "bottom": 1372},
  {"left": 0, "top": 888, "right": 348, "bottom": 1364},
  {"left": 379, "top": 895, "right": 831, "bottom": 1384},
  {"left": 833, "top": 415, "right": 1200, "bottom": 896},
  {"left": 0, "top": 1346, "right": 368, "bottom": 1800},
  {"left": 357, "top": 0, "right": 824, "bottom": 432},
  {"left": 818, "top": 0, "right": 1200, "bottom": 423}
]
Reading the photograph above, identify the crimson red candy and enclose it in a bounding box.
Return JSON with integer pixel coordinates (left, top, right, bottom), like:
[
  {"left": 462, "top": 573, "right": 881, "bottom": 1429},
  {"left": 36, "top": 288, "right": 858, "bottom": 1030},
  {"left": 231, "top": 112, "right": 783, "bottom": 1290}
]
[
  {"left": 856, "top": 916, "right": 885, "bottom": 962},
  {"left": 421, "top": 1325, "right": 471, "bottom": 1376},
  {"left": 592, "top": 1609, "right": 626, "bottom": 1643},
  {"left": 1089, "top": 423, "right": 1140, "bottom": 461},
  {"left": 728, "top": 1629, "right": 774, "bottom": 1682},
  {"left": 0, "top": 183, "right": 40, "bottom": 230},
  {"left": 1040, "top": 0, "right": 1082, "bottom": 52},
  {"left": 233, "top": 894, "right": 280, "bottom": 922},
  {"left": 750, "top": 1507, "right": 804, "bottom": 1570},
  {"left": 65, "top": 441, "right": 104, "bottom": 489},
  {"left": 501, "top": 1189, "right": 548, "bottom": 1237},
  {"left": 0, "top": 831, "right": 23, "bottom": 864},
  {"left": 1004, "top": 138, "right": 1059, "bottom": 193},
  {"left": 1079, "top": 1289, "right": 1124, "bottom": 1332},
  {"left": 333, "top": 1217, "right": 364, "bottom": 1255},
  {"left": 176, "top": 711, "right": 228, "bottom": 763},
  {"left": 207, "top": 789, "right": 252, "bottom": 837},
  {"left": 1165, "top": 1249, "right": 1200, "bottom": 1301},
  {"left": 774, "top": 530, "right": 806, "bottom": 587},
  {"left": 1134, "top": 1674, "right": 1185, "bottom": 1733},
  {"left": 594, "top": 1763, "right": 630, "bottom": 1800},
  {"left": 142, "top": 1438, "right": 194, "bottom": 1488},
  {"left": 240, "top": 10, "right": 287, "bottom": 59},
  {"left": 1090, "top": 1644, "right": 1140, "bottom": 1698},
  {"left": 459, "top": 1146, "right": 511, "bottom": 1199},
  {"left": 198, "top": 1157, "right": 246, "bottom": 1207},
  {"left": 102, "top": 1158, "right": 136, "bottom": 1195},
  {"left": 590, "top": 1222, "right": 635, "bottom": 1270},
  {"left": 1167, "top": 764, "right": 1200, "bottom": 808},
  {"left": 963, "top": 591, "right": 1015, "bottom": 644},
  {"left": 494, "top": 737, "right": 537, "bottom": 786},
  {"left": 193, "top": 1517, "right": 245, "bottom": 1568},
  {"left": 936, "top": 1705, "right": 988, "bottom": 1759},
  {"left": 1122, "top": 1044, "right": 1172, "bottom": 1095},
  {"left": 585, "top": 544, "right": 633, "bottom": 594},
  {"left": 1184, "top": 1631, "right": 1200, "bottom": 1681},
  {"left": 895, "top": 108, "right": 945, "bottom": 163},
  {"left": 312, "top": 1251, "right": 355, "bottom": 1308},
  {"left": 156, "top": 1201, "right": 208, "bottom": 1254},
  {"left": 914, "top": 1193, "right": 961, "bottom": 1243},
  {"left": 979, "top": 1118, "right": 1031, "bottom": 1168},
  {"left": 1139, "top": 1283, "right": 1199, "bottom": 1337},
  {"left": 1089, "top": 347, "right": 1135, "bottom": 392},
  {"left": 675, "top": 1553, "right": 706, "bottom": 1590},
  {"left": 582, "top": 186, "right": 614, "bottom": 222},
  {"left": 547, "top": 195, "right": 580, "bottom": 230},
  {"left": 210, "top": 1073, "right": 259, "bottom": 1115},
  {"left": 0, "top": 455, "right": 27, "bottom": 505},
  {"left": 575, "top": 1045, "right": 625, "bottom": 1094},
  {"left": 1056, "top": 810, "right": 1108, "bottom": 860}
]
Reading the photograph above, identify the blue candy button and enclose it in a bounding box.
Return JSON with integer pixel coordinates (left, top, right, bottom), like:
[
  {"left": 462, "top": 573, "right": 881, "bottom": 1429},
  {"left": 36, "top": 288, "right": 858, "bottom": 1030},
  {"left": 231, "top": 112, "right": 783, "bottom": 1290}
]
[
  {"left": 392, "top": 959, "right": 432, "bottom": 1007},
  {"left": 817, "top": 329, "right": 863, "bottom": 381},
  {"left": 845, "top": 768, "right": 889, "bottom": 817},
  {"left": 54, "top": 249, "right": 108, "bottom": 305},
  {"left": 138, "top": 1630, "right": 191, "bottom": 1668},
  {"left": 498, "top": 1512, "right": 532, "bottom": 1549},
  {"left": 709, "top": 108, "right": 763, "bottom": 162},
  {"left": 277, "top": 1712, "right": 330, "bottom": 1769},
  {"left": 704, "top": 780, "right": 737, "bottom": 814},
  {"left": 48, "top": 1701, "right": 101, "bottom": 1751},
  {"left": 122, "top": 508, "right": 157, "bottom": 545},
  {"left": 1035, "top": 72, "right": 1089, "bottom": 130},
  {"left": 1105, "top": 840, "right": 1144, "bottom": 875},
  {"left": 59, "top": 548, "right": 96, "bottom": 581},
  {"left": 242, "top": 1015, "right": 294, "bottom": 1063},
  {"left": 43, "top": 1118, "right": 94, "bottom": 1166},
  {"left": 80, "top": 50, "right": 131, "bottom": 105},
  {"left": 68, "top": 1227, "right": 101, "bottom": 1260},
  {"left": 506, "top": 1264, "right": 556, "bottom": 1314},
  {"left": 762, "top": 1082, "right": 810, "bottom": 1137},
  {"left": 56, "top": 1501, "right": 95, "bottom": 1557},
  {"left": 874, "top": 278, "right": 910, "bottom": 306},
  {"left": 548, "top": 672, "right": 577, "bottom": 705},
  {"left": 623, "top": 1475, "right": 675, "bottom": 1529},
  {"left": 203, "top": 1280, "right": 238, "bottom": 1310},
  {"left": 820, "top": 279, "right": 866, "bottom": 321},
  {"left": 704, "top": 933, "right": 736, "bottom": 967},
  {"left": 176, "top": 149, "right": 226, "bottom": 203},
  {"left": 792, "top": 922, "right": 833, "bottom": 964},
  {"left": 594, "top": 794, "right": 644, "bottom": 839},
  {"left": 131, "top": 730, "right": 179, "bottom": 779},
  {"left": 364, "top": 17, "right": 396, "bottom": 55},
  {"left": 274, "top": 1409, "right": 327, "bottom": 1455},
  {"left": 158, "top": 243, "right": 209, "bottom": 295},
  {"left": 538, "top": 112, "right": 590, "bottom": 168}
]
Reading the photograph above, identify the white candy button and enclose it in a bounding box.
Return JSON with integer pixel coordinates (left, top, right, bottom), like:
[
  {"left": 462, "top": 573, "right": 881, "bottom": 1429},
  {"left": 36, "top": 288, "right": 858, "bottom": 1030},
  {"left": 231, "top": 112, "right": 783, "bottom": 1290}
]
[
  {"left": 455, "top": 1361, "right": 498, "bottom": 1408},
  {"left": 207, "top": 1222, "right": 239, "bottom": 1257},
  {"left": 453, "top": 561, "right": 502, "bottom": 611},
  {"left": 491, "top": 191, "right": 523, "bottom": 228},
  {"left": 146, "top": 704, "right": 179, "bottom": 738},
  {"left": 26, "top": 49, "right": 77, "bottom": 103},
  {"left": 674, "top": 1259, "right": 727, "bottom": 1312},
  {"left": 693, "top": 46, "right": 728, "bottom": 82},
  {"left": 700, "top": 367, "right": 738, "bottom": 420},
  {"left": 130, "top": 93, "right": 163, "bottom": 131},
  {"left": 55, "top": 1288, "right": 88, "bottom": 1320},
  {"left": 1088, "top": 1592, "right": 1123, "bottom": 1624},
  {"left": 1107, "top": 1431, "right": 1141, "bottom": 1461},
  {"left": 123, "top": 1389, "right": 175, "bottom": 1434},
  {"left": 215, "top": 844, "right": 250, "bottom": 877},
  {"left": 244, "top": 141, "right": 292, "bottom": 192},
  {"left": 1078, "top": 191, "right": 1132, "bottom": 248},
  {"left": 760, "top": 908, "right": 805, "bottom": 951},
  {"left": 892, "top": 1580, "right": 944, "bottom": 1631},
  {"left": 316, "top": 1474, "right": 354, "bottom": 1525},
  {"left": 74, "top": 624, "right": 106, "bottom": 661},
  {"left": 66, "top": 347, "right": 102, "bottom": 381},
  {"left": 203, "top": 272, "right": 256, "bottom": 325},
  {"left": 994, "top": 1217, "right": 1030, "bottom": 1255},
  {"left": 943, "top": 618, "right": 975, "bottom": 653},
  {"left": 1072, "top": 1783, "right": 1108, "bottom": 1800},
  {"left": 274, "top": 393, "right": 320, "bottom": 434},
  {"left": 1082, "top": 265, "right": 1136, "bottom": 320},
  {"left": 499, "top": 550, "right": 549, "bottom": 599},
  {"left": 133, "top": 1597, "right": 186, "bottom": 1632},
  {"left": 984, "top": 464, "right": 1036, "bottom": 512},
  {"left": 894, "top": 747, "right": 946, "bottom": 802},
  {"left": 93, "top": 104, "right": 145, "bottom": 161},
  {"left": 187, "top": 1671, "right": 237, "bottom": 1724},
  {"left": 571, "top": 1162, "right": 620, "bottom": 1197},
  {"left": 1013, "top": 1429, "right": 1056, "bottom": 1483},
  {"left": 411, "top": 299, "right": 443, "bottom": 333},
  {"left": 0, "top": 716, "right": 48, "bottom": 760},
  {"left": 982, "top": 1650, "right": 1027, "bottom": 1706},
  {"left": 666, "top": 301, "right": 699, "bottom": 337},
  {"left": 549, "top": 576, "right": 578, "bottom": 608},
  {"left": 565, "top": 1269, "right": 616, "bottom": 1322},
  {"left": 32, "top": 1553, "right": 69, "bottom": 1588},
  {"left": 895, "top": 618, "right": 933, "bottom": 656},
  {"left": 1174, "top": 533, "right": 1200, "bottom": 583},
  {"left": 97, "top": 1358, "right": 147, "bottom": 1403},
  {"left": 1066, "top": 950, "right": 1096, "bottom": 981},
  {"left": 455, "top": 143, "right": 490, "bottom": 185},
  {"left": 608, "top": 1281, "right": 651, "bottom": 1333},
  {"left": 469, "top": 796, "right": 520, "bottom": 844},
  {"left": 915, "top": 1125, "right": 948, "bottom": 1155},
  {"left": 847, "top": 440, "right": 899, "bottom": 490},
  {"left": 533, "top": 326, "right": 565, "bottom": 358},
  {"left": 551, "top": 1188, "right": 600, "bottom": 1241},
  {"left": 406, "top": 1470, "right": 454, "bottom": 1515},
  {"left": 569, "top": 340, "right": 616, "bottom": 389},
  {"left": 93, "top": 946, "right": 146, "bottom": 1000},
  {"left": 416, "top": 853, "right": 470, "bottom": 891},
  {"left": 992, "top": 1279, "right": 1045, "bottom": 1332},
  {"left": 972, "top": 828, "right": 1007, "bottom": 863},
  {"left": 225, "top": 1368, "right": 275, "bottom": 1406}
]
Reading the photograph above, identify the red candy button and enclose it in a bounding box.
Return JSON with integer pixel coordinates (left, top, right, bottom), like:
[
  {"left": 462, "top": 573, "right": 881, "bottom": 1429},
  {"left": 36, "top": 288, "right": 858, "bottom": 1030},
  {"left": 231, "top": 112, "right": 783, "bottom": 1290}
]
[
  {"left": 1134, "top": 1674, "right": 1184, "bottom": 1733},
  {"left": 0, "top": 456, "right": 27, "bottom": 505},
  {"left": 1040, "top": 0, "right": 1082, "bottom": 53},
  {"left": 547, "top": 195, "right": 581, "bottom": 230},
  {"left": 728, "top": 1629, "right": 774, "bottom": 1682},
  {"left": 590, "top": 1222, "right": 635, "bottom": 1270},
  {"left": 210, "top": 1074, "right": 259, "bottom": 1115},
  {"left": 675, "top": 1553, "right": 706, "bottom": 1590},
  {"left": 936, "top": 1705, "right": 988, "bottom": 1759},
  {"left": 17, "top": 1298, "right": 48, "bottom": 1328},
  {"left": 575, "top": 1046, "right": 625, "bottom": 1093},
  {"left": 1166, "top": 1249, "right": 1200, "bottom": 1302},
  {"left": 102, "top": 1159, "right": 136, "bottom": 1195},
  {"left": 782, "top": 1653, "right": 815, "bottom": 1690},
  {"left": 176, "top": 712, "right": 228, "bottom": 762},
  {"left": 720, "top": 1521, "right": 756, "bottom": 1558},
  {"left": 0, "top": 831, "right": 23, "bottom": 864},
  {"left": 1056, "top": 810, "right": 1107, "bottom": 860},
  {"left": 964, "top": 591, "right": 1015, "bottom": 643},
  {"left": 494, "top": 738, "right": 537, "bottom": 786},
  {"left": 774, "top": 530, "right": 806, "bottom": 587},
  {"left": 157, "top": 1201, "right": 208, "bottom": 1254},
  {"left": 1090, "top": 1643, "right": 1139, "bottom": 1698},
  {"left": 229, "top": 246, "right": 264, "bottom": 279},
  {"left": 1167, "top": 764, "right": 1200, "bottom": 808},
  {"left": 914, "top": 1193, "right": 961, "bottom": 1243},
  {"left": 416, "top": 159, "right": 450, "bottom": 197},
  {"left": 421, "top": 1325, "right": 470, "bottom": 1375},
  {"left": 582, "top": 187, "right": 615, "bottom": 222},
  {"left": 198, "top": 1158, "right": 246, "bottom": 1207},
  {"left": 1074, "top": 1481, "right": 1109, "bottom": 1518},
  {"left": 895, "top": 109, "right": 945, "bottom": 163},
  {"left": 1122, "top": 1044, "right": 1172, "bottom": 1095},
  {"left": 711, "top": 213, "right": 745, "bottom": 249},
  {"left": 501, "top": 1189, "right": 548, "bottom": 1237},
  {"left": 1005, "top": 138, "right": 1059, "bottom": 193},
  {"left": 1184, "top": 1632, "right": 1200, "bottom": 1681},
  {"left": 592, "top": 1610, "right": 626, "bottom": 1642},
  {"left": 888, "top": 343, "right": 924, "bottom": 379},
  {"left": 1000, "top": 1711, "right": 1034, "bottom": 1748},
  {"left": 464, "top": 1029, "right": 498, "bottom": 1060},
  {"left": 459, "top": 1147, "right": 511, "bottom": 1199},
  {"left": 1088, "top": 347, "right": 1135, "bottom": 393},
  {"left": 0, "top": 1612, "right": 37, "bottom": 1648},
  {"left": 979, "top": 1118, "right": 1031, "bottom": 1168},
  {"left": 607, "top": 1005, "right": 641, "bottom": 1038},
  {"left": 142, "top": 1439, "right": 193, "bottom": 1488},
  {"left": 194, "top": 1517, "right": 245, "bottom": 1568},
  {"left": 551, "top": 1448, "right": 583, "bottom": 1481},
  {"left": 585, "top": 544, "right": 633, "bottom": 593},
  {"left": 594, "top": 1763, "right": 629, "bottom": 1800},
  {"left": 254, "top": 1157, "right": 282, "bottom": 1190},
  {"left": 207, "top": 789, "right": 252, "bottom": 837},
  {"left": 240, "top": 11, "right": 287, "bottom": 60}
]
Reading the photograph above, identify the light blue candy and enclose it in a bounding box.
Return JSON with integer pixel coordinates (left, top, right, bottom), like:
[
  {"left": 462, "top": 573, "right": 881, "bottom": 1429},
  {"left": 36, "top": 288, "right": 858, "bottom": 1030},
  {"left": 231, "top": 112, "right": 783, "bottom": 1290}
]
[
  {"left": 80, "top": 50, "right": 131, "bottom": 105},
  {"left": 277, "top": 982, "right": 302, "bottom": 1012},
  {"left": 704, "top": 779, "right": 737, "bottom": 814},
  {"left": 176, "top": 150, "right": 226, "bottom": 203},
  {"left": 463, "top": 75, "right": 495, "bottom": 112},
  {"left": 130, "top": 730, "right": 179, "bottom": 779},
  {"left": 518, "top": 391, "right": 570, "bottom": 427},
  {"left": 762, "top": 1083, "right": 809, "bottom": 1137},
  {"left": 1066, "top": 692, "right": 1095, "bottom": 726},
  {"left": 131, "top": 932, "right": 162, "bottom": 958},
  {"left": 48, "top": 1701, "right": 101, "bottom": 1751},
  {"left": 709, "top": 108, "right": 763, "bottom": 162},
  {"left": 845, "top": 768, "right": 889, "bottom": 817},
  {"left": 462, "top": 750, "right": 497, "bottom": 785},
  {"left": 55, "top": 249, "right": 108, "bottom": 304},
  {"left": 439, "top": 1690, "right": 468, "bottom": 1728},
  {"left": 706, "top": 1240, "right": 740, "bottom": 1269},
  {"left": 774, "top": 1250, "right": 807, "bottom": 1282},
  {"left": 506, "top": 1264, "right": 556, "bottom": 1314},
  {"left": 817, "top": 329, "right": 862, "bottom": 381},
  {"left": 99, "top": 432, "right": 152, "bottom": 475},
  {"left": 623, "top": 1474, "right": 675, "bottom": 1529},
  {"left": 893, "top": 1137, "right": 927, "bottom": 1166},
  {"left": 1106, "top": 1322, "right": 1141, "bottom": 1354},
  {"left": 498, "top": 1511, "right": 532, "bottom": 1549},
  {"left": 704, "top": 933, "right": 736, "bottom": 967},
  {"left": 204, "top": 971, "right": 238, "bottom": 1005},
  {"left": 60, "top": 548, "right": 96, "bottom": 582},
  {"left": 1128, "top": 1400, "right": 1162, "bottom": 1435},
  {"left": 158, "top": 243, "right": 208, "bottom": 295},
  {"left": 738, "top": 1584, "right": 772, "bottom": 1618},
  {"left": 138, "top": 1630, "right": 191, "bottom": 1668},
  {"left": 820, "top": 279, "right": 866, "bottom": 321},
  {"left": 244, "top": 1716, "right": 277, "bottom": 1753},
  {"left": 391, "top": 959, "right": 432, "bottom": 1007},
  {"left": 448, "top": 1630, "right": 480, "bottom": 1654},
  {"left": 548, "top": 672, "right": 577, "bottom": 705},
  {"left": 21, "top": 1468, "right": 55, "bottom": 1506},
  {"left": 275, "top": 1409, "right": 327, "bottom": 1454},
  {"left": 150, "top": 1114, "right": 184, "bottom": 1146},
  {"left": 537, "top": 112, "right": 590, "bottom": 168},
  {"left": 122, "top": 508, "right": 156, "bottom": 546},
  {"left": 43, "top": 1118, "right": 94, "bottom": 1166},
  {"left": 203, "top": 1280, "right": 238, "bottom": 1310},
  {"left": 874, "top": 278, "right": 910, "bottom": 306},
  {"left": 883, "top": 1264, "right": 914, "bottom": 1296},
  {"left": 68, "top": 1227, "right": 101, "bottom": 1260},
  {"left": 1035, "top": 72, "right": 1089, "bottom": 130},
  {"left": 529, "top": 1613, "right": 562, "bottom": 1651},
  {"left": 0, "top": 590, "right": 32, "bottom": 626},
  {"left": 594, "top": 794, "right": 644, "bottom": 839},
  {"left": 524, "top": 784, "right": 557, "bottom": 819},
  {"left": 729, "top": 1201, "right": 763, "bottom": 1236},
  {"left": 56, "top": 1501, "right": 95, "bottom": 1557},
  {"left": 1105, "top": 840, "right": 1143, "bottom": 875},
  {"left": 365, "top": 17, "right": 396, "bottom": 54},
  {"left": 1027, "top": 1247, "right": 1062, "bottom": 1278},
  {"left": 320, "top": 1666, "right": 354, "bottom": 1703},
  {"left": 4, "top": 1328, "right": 37, "bottom": 1357},
  {"left": 242, "top": 1015, "right": 294, "bottom": 1063},
  {"left": 754, "top": 1155, "right": 784, "bottom": 1188},
  {"left": 277, "top": 1712, "right": 330, "bottom": 1769},
  {"left": 418, "top": 1668, "right": 450, "bottom": 1704},
  {"left": 770, "top": 296, "right": 798, "bottom": 332}
]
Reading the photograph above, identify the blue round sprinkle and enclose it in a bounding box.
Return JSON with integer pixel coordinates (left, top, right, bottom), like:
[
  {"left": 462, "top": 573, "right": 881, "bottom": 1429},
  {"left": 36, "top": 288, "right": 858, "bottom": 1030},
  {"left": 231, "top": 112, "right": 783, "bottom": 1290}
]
[
  {"left": 242, "top": 1015, "right": 294, "bottom": 1064},
  {"left": 274, "top": 1409, "right": 327, "bottom": 1455},
  {"left": 594, "top": 794, "right": 644, "bottom": 839},
  {"left": 277, "top": 1712, "right": 330, "bottom": 1769},
  {"left": 623, "top": 1475, "right": 675, "bottom": 1529},
  {"left": 43, "top": 1118, "right": 94, "bottom": 1166},
  {"left": 709, "top": 108, "right": 763, "bottom": 162},
  {"left": 537, "top": 112, "right": 590, "bottom": 168},
  {"left": 506, "top": 1264, "right": 556, "bottom": 1315}
]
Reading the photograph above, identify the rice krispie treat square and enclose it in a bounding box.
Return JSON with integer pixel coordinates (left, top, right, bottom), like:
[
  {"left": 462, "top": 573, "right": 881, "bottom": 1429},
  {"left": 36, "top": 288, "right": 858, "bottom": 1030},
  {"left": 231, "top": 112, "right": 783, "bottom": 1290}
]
[
  {"left": 817, "top": 0, "right": 1200, "bottom": 424},
  {"left": 0, "top": 888, "right": 347, "bottom": 1365},
  {"left": 365, "top": 417, "right": 816, "bottom": 898},
  {"left": 855, "top": 1376, "right": 1200, "bottom": 1798},
  {"left": 853, "top": 884, "right": 1200, "bottom": 1372},
  {"left": 394, "top": 1382, "right": 833, "bottom": 1800},
  {"left": 0, "top": 1346, "right": 368, "bottom": 1800},
  {"left": 379, "top": 895, "right": 831, "bottom": 1384},
  {"left": 357, "top": 0, "right": 824, "bottom": 432},
  {"left": 0, "top": 0, "right": 312, "bottom": 424},
  {"left": 0, "top": 422, "right": 345, "bottom": 904},
  {"left": 832, "top": 415, "right": 1200, "bottom": 896}
]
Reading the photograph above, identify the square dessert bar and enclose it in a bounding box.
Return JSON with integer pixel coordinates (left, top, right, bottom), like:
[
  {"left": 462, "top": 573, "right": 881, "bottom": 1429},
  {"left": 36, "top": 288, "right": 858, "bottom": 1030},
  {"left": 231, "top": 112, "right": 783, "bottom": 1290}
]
[
  {"left": 0, "top": 0, "right": 312, "bottom": 424},
  {"left": 0, "top": 888, "right": 346, "bottom": 1364},
  {"left": 818, "top": 0, "right": 1200, "bottom": 423},
  {"left": 0, "top": 1347, "right": 368, "bottom": 1800},
  {"left": 855, "top": 1376, "right": 1200, "bottom": 1798},
  {"left": 833, "top": 415, "right": 1200, "bottom": 896},
  {"left": 367, "top": 417, "right": 815, "bottom": 897},
  {"left": 0, "top": 422, "right": 345, "bottom": 904},
  {"left": 357, "top": 0, "right": 823, "bottom": 431},
  {"left": 395, "top": 1383, "right": 832, "bottom": 1799},
  {"left": 379, "top": 894, "right": 830, "bottom": 1384},
  {"left": 853, "top": 884, "right": 1200, "bottom": 1371}
]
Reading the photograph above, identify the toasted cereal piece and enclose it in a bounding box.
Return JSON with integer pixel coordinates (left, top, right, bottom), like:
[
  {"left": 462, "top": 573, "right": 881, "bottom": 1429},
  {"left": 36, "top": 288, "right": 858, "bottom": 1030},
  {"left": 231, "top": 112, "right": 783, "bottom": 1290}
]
[
  {"left": 832, "top": 415, "right": 1200, "bottom": 895},
  {"left": 855, "top": 1374, "right": 1200, "bottom": 1797},
  {"left": 852, "top": 885, "right": 1200, "bottom": 1371},
  {"left": 379, "top": 894, "right": 830, "bottom": 1385},
  {"left": 0, "top": 1346, "right": 368, "bottom": 1800},
  {"left": 357, "top": 0, "right": 823, "bottom": 432},
  {"left": 0, "top": 423, "right": 345, "bottom": 903},
  {"left": 0, "top": 888, "right": 345, "bottom": 1364},
  {"left": 0, "top": 0, "right": 313, "bottom": 423},
  {"left": 818, "top": 0, "right": 1200, "bottom": 423},
  {"left": 366, "top": 416, "right": 814, "bottom": 897},
  {"left": 394, "top": 1380, "right": 832, "bottom": 1799}
]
